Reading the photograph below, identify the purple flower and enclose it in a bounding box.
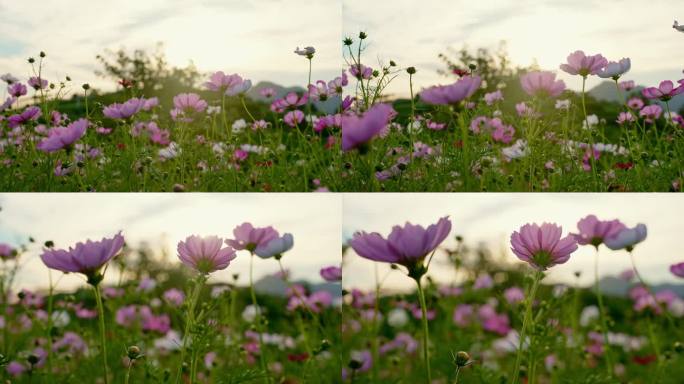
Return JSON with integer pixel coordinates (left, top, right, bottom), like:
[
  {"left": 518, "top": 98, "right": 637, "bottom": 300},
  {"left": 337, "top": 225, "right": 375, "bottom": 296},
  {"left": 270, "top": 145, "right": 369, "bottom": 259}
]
[
  {"left": 571, "top": 215, "right": 626, "bottom": 247},
  {"left": 0, "top": 243, "right": 17, "bottom": 260},
  {"left": 226, "top": 223, "right": 279, "bottom": 252},
  {"left": 36, "top": 118, "right": 88, "bottom": 153},
  {"left": 205, "top": 71, "right": 252, "bottom": 95},
  {"left": 103, "top": 98, "right": 145, "bottom": 119},
  {"left": 173, "top": 93, "right": 207, "bottom": 113},
  {"left": 642, "top": 80, "right": 684, "bottom": 101},
  {"left": 419, "top": 76, "right": 481, "bottom": 105},
  {"left": 604, "top": 224, "right": 647, "bottom": 251},
  {"left": 163, "top": 288, "right": 185, "bottom": 306},
  {"left": 28, "top": 76, "right": 48, "bottom": 90},
  {"left": 254, "top": 233, "right": 294, "bottom": 259},
  {"left": 283, "top": 110, "right": 305, "bottom": 127},
  {"left": 510, "top": 223, "right": 578, "bottom": 270},
  {"left": 270, "top": 92, "right": 308, "bottom": 113},
  {"left": 597, "top": 58, "right": 631, "bottom": 80},
  {"left": 504, "top": 286, "right": 525, "bottom": 304},
  {"left": 341, "top": 103, "right": 395, "bottom": 152},
  {"left": 177, "top": 235, "right": 237, "bottom": 274},
  {"left": 560, "top": 51, "right": 608, "bottom": 77},
  {"left": 520, "top": 71, "right": 566, "bottom": 98},
  {"left": 320, "top": 266, "right": 342, "bottom": 282},
  {"left": 7, "top": 106, "right": 41, "bottom": 128},
  {"left": 40, "top": 232, "right": 124, "bottom": 282},
  {"left": 349, "top": 216, "right": 451, "bottom": 275},
  {"left": 639, "top": 104, "right": 662, "bottom": 123},
  {"left": 670, "top": 262, "right": 684, "bottom": 278},
  {"left": 7, "top": 82, "right": 27, "bottom": 97}
]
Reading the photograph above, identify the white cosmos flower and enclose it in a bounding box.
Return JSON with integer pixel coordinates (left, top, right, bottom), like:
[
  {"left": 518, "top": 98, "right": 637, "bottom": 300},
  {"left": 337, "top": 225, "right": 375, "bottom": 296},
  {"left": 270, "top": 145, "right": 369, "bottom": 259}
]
[
  {"left": 294, "top": 46, "right": 316, "bottom": 56},
  {"left": 255, "top": 233, "right": 294, "bottom": 259},
  {"left": 597, "top": 58, "right": 631, "bottom": 79},
  {"left": 604, "top": 224, "right": 647, "bottom": 251}
]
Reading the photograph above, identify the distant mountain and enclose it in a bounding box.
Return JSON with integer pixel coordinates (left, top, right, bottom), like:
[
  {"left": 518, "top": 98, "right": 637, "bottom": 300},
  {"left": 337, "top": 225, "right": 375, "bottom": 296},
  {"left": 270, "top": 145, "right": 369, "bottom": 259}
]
[
  {"left": 588, "top": 80, "right": 684, "bottom": 113},
  {"left": 253, "top": 274, "right": 341, "bottom": 298},
  {"left": 246, "top": 81, "right": 341, "bottom": 115},
  {"left": 597, "top": 276, "right": 684, "bottom": 297}
]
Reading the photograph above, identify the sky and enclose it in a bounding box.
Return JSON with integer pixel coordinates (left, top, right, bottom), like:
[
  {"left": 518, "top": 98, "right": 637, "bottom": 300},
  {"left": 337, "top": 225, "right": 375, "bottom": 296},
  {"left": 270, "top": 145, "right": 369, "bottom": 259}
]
[
  {"left": 343, "top": 0, "right": 684, "bottom": 97},
  {"left": 0, "top": 193, "right": 341, "bottom": 291},
  {"left": 342, "top": 193, "right": 684, "bottom": 292},
  {"left": 0, "top": 0, "right": 341, "bottom": 93}
]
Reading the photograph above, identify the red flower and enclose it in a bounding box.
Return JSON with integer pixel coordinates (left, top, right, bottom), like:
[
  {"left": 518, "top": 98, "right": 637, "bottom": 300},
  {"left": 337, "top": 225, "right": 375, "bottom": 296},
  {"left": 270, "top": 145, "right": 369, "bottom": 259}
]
[
  {"left": 614, "top": 162, "right": 634, "bottom": 170},
  {"left": 632, "top": 354, "right": 657, "bottom": 365},
  {"left": 287, "top": 352, "right": 309, "bottom": 362}
]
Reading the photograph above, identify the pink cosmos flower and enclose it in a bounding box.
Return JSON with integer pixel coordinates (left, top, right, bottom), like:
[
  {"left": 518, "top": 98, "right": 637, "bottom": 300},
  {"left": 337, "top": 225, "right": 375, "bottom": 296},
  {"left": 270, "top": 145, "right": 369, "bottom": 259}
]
[
  {"left": 510, "top": 223, "right": 578, "bottom": 270},
  {"left": 8, "top": 82, "right": 27, "bottom": 97},
  {"left": 349, "top": 216, "right": 451, "bottom": 271},
  {"left": 28, "top": 76, "right": 48, "bottom": 89},
  {"left": 320, "top": 266, "right": 342, "bottom": 281},
  {"left": 453, "top": 304, "right": 474, "bottom": 327},
  {"left": 520, "top": 71, "right": 566, "bottom": 98},
  {"left": 0, "top": 243, "right": 16, "bottom": 260},
  {"left": 419, "top": 76, "right": 481, "bottom": 105},
  {"left": 670, "top": 262, "right": 684, "bottom": 278},
  {"left": 308, "top": 80, "right": 332, "bottom": 101},
  {"left": 173, "top": 93, "right": 207, "bottom": 113},
  {"left": 616, "top": 112, "right": 635, "bottom": 125},
  {"left": 639, "top": 105, "right": 662, "bottom": 123},
  {"left": 259, "top": 87, "right": 276, "bottom": 98},
  {"left": 627, "top": 97, "right": 644, "bottom": 110},
  {"left": 36, "top": 118, "right": 88, "bottom": 153},
  {"left": 504, "top": 286, "right": 525, "bottom": 304},
  {"left": 283, "top": 110, "right": 305, "bottom": 127},
  {"left": 341, "top": 103, "right": 395, "bottom": 152},
  {"left": 597, "top": 58, "right": 631, "bottom": 80},
  {"left": 572, "top": 215, "right": 626, "bottom": 247},
  {"left": 642, "top": 80, "right": 684, "bottom": 101},
  {"left": 40, "top": 232, "right": 124, "bottom": 280},
  {"left": 226, "top": 222, "right": 280, "bottom": 252},
  {"left": 619, "top": 80, "right": 635, "bottom": 91},
  {"left": 349, "top": 64, "right": 373, "bottom": 80},
  {"left": 484, "top": 90, "right": 503, "bottom": 105},
  {"left": 7, "top": 106, "right": 41, "bottom": 128},
  {"left": 177, "top": 235, "right": 237, "bottom": 274},
  {"left": 271, "top": 92, "right": 308, "bottom": 113},
  {"left": 205, "top": 72, "right": 252, "bottom": 95},
  {"left": 103, "top": 98, "right": 145, "bottom": 119},
  {"left": 560, "top": 51, "right": 608, "bottom": 77}
]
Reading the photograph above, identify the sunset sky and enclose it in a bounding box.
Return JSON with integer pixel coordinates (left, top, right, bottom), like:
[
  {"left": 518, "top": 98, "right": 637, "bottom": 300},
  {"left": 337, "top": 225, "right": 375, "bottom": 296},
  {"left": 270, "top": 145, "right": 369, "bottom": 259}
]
[
  {"left": 343, "top": 193, "right": 684, "bottom": 292},
  {"left": 0, "top": 0, "right": 341, "bottom": 93},
  {"left": 343, "top": 0, "right": 684, "bottom": 97},
  {"left": 0, "top": 193, "right": 341, "bottom": 291}
]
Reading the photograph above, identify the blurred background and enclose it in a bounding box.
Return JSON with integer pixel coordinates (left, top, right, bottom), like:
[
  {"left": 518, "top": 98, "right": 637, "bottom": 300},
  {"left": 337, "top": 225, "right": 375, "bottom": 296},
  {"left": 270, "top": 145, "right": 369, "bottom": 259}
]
[
  {"left": 0, "top": 193, "right": 341, "bottom": 292},
  {"left": 343, "top": 0, "right": 684, "bottom": 97},
  {"left": 343, "top": 193, "right": 684, "bottom": 292},
  {"left": 0, "top": 0, "right": 340, "bottom": 91}
]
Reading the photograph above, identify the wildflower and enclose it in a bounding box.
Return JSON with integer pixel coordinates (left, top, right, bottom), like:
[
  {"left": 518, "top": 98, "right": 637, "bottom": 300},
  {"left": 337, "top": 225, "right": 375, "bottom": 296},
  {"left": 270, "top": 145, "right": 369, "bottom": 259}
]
[
  {"left": 7, "top": 106, "right": 41, "bottom": 128},
  {"left": 627, "top": 97, "right": 644, "bottom": 110},
  {"left": 27, "top": 76, "right": 48, "bottom": 89},
  {"left": 284, "top": 110, "right": 305, "bottom": 127},
  {"left": 484, "top": 90, "right": 503, "bottom": 105},
  {"left": 349, "top": 64, "right": 373, "bottom": 80},
  {"left": 177, "top": 235, "right": 237, "bottom": 274},
  {"left": 510, "top": 222, "right": 578, "bottom": 270},
  {"left": 259, "top": 87, "right": 276, "bottom": 98},
  {"left": 520, "top": 71, "right": 566, "bottom": 98},
  {"left": 670, "top": 262, "right": 684, "bottom": 278},
  {"left": 1, "top": 73, "right": 18, "bottom": 84},
  {"left": 555, "top": 99, "right": 571, "bottom": 110},
  {"left": 294, "top": 46, "right": 315, "bottom": 57},
  {"left": 226, "top": 222, "right": 279, "bottom": 252},
  {"left": 639, "top": 105, "right": 662, "bottom": 123},
  {"left": 349, "top": 216, "right": 451, "bottom": 278},
  {"left": 560, "top": 50, "right": 608, "bottom": 77},
  {"left": 572, "top": 215, "right": 626, "bottom": 247},
  {"left": 8, "top": 82, "right": 27, "bottom": 97},
  {"left": 504, "top": 287, "right": 525, "bottom": 304},
  {"left": 271, "top": 92, "right": 308, "bottom": 113},
  {"left": 642, "top": 80, "right": 684, "bottom": 101},
  {"left": 40, "top": 232, "right": 124, "bottom": 284},
  {"left": 254, "top": 233, "right": 294, "bottom": 259},
  {"left": 597, "top": 58, "right": 631, "bottom": 80},
  {"left": 171, "top": 93, "right": 207, "bottom": 122},
  {"left": 674, "top": 20, "right": 684, "bottom": 32},
  {"left": 204, "top": 72, "right": 252, "bottom": 95},
  {"left": 37, "top": 118, "right": 88, "bottom": 153},
  {"left": 419, "top": 76, "right": 481, "bottom": 105},
  {"left": 341, "top": 103, "right": 395, "bottom": 152},
  {"left": 103, "top": 98, "right": 145, "bottom": 119},
  {"left": 619, "top": 80, "right": 635, "bottom": 91},
  {"left": 604, "top": 224, "right": 647, "bottom": 251},
  {"left": 320, "top": 266, "right": 342, "bottom": 281},
  {"left": 616, "top": 112, "right": 635, "bottom": 125}
]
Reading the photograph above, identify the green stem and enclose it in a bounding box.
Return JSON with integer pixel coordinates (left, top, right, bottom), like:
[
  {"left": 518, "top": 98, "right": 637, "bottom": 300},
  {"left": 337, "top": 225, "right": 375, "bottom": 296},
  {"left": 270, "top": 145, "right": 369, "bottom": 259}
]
[
  {"left": 250, "top": 254, "right": 270, "bottom": 383},
  {"left": 512, "top": 270, "right": 542, "bottom": 384},
  {"left": 46, "top": 272, "right": 54, "bottom": 376},
  {"left": 124, "top": 361, "right": 133, "bottom": 384},
  {"left": 175, "top": 275, "right": 204, "bottom": 384},
  {"left": 93, "top": 284, "right": 109, "bottom": 384},
  {"left": 594, "top": 247, "right": 614, "bottom": 377},
  {"left": 241, "top": 96, "right": 256, "bottom": 123},
  {"left": 415, "top": 277, "right": 432, "bottom": 384}
]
